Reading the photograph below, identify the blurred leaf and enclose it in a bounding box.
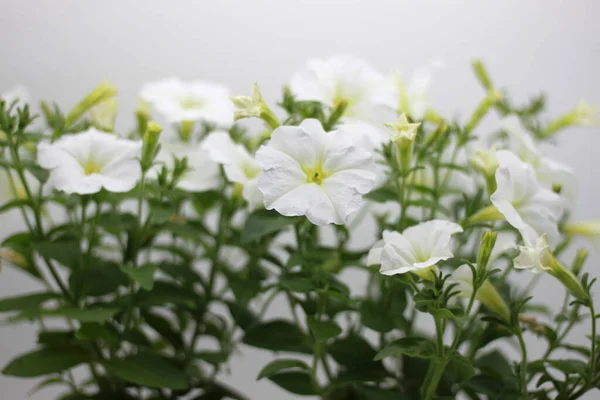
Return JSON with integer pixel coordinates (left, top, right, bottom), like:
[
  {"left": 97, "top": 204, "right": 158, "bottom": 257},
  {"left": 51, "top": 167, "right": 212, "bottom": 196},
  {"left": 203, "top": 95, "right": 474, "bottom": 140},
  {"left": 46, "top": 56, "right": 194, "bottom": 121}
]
[
  {"left": 102, "top": 351, "right": 188, "bottom": 390},
  {"left": 546, "top": 359, "right": 588, "bottom": 376},
  {"left": 226, "top": 302, "right": 258, "bottom": 331},
  {"left": 2, "top": 346, "right": 89, "bottom": 377},
  {"left": 268, "top": 371, "right": 316, "bottom": 395},
  {"left": 241, "top": 210, "right": 299, "bottom": 243},
  {"left": 75, "top": 323, "right": 120, "bottom": 342},
  {"left": 60, "top": 307, "right": 118, "bottom": 323},
  {"left": 0, "top": 292, "right": 59, "bottom": 312},
  {"left": 360, "top": 300, "right": 395, "bottom": 333},
  {"left": 35, "top": 235, "right": 80, "bottom": 270},
  {"left": 257, "top": 359, "right": 310, "bottom": 380},
  {"left": 307, "top": 317, "right": 342, "bottom": 342},
  {"left": 142, "top": 310, "right": 184, "bottom": 350},
  {"left": 120, "top": 264, "right": 157, "bottom": 291},
  {"left": 374, "top": 338, "right": 436, "bottom": 361},
  {"left": 243, "top": 319, "right": 310, "bottom": 353},
  {"left": 37, "top": 330, "right": 75, "bottom": 345}
]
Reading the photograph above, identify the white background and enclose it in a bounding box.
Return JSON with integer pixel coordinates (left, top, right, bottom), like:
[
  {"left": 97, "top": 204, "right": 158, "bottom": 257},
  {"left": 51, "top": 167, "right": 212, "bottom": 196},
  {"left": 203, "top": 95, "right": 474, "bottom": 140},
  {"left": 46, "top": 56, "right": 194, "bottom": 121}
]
[{"left": 1, "top": 0, "right": 599, "bottom": 399}]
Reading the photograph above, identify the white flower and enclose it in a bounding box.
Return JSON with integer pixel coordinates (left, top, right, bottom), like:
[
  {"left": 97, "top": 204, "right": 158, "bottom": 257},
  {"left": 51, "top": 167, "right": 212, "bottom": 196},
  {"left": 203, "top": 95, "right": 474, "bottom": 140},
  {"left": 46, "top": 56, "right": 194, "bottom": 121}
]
[
  {"left": 500, "top": 116, "right": 576, "bottom": 200},
  {"left": 336, "top": 122, "right": 389, "bottom": 186},
  {"left": 513, "top": 234, "right": 554, "bottom": 274},
  {"left": 38, "top": 128, "right": 142, "bottom": 195},
  {"left": 289, "top": 56, "right": 389, "bottom": 121},
  {"left": 201, "top": 131, "right": 263, "bottom": 208},
  {"left": 140, "top": 78, "right": 234, "bottom": 126},
  {"left": 572, "top": 100, "right": 600, "bottom": 127},
  {"left": 367, "top": 220, "right": 463, "bottom": 276},
  {"left": 256, "top": 119, "right": 376, "bottom": 225},
  {"left": 155, "top": 141, "right": 221, "bottom": 193},
  {"left": 384, "top": 113, "right": 421, "bottom": 144},
  {"left": 382, "top": 61, "right": 444, "bottom": 120},
  {"left": 1, "top": 86, "right": 30, "bottom": 108},
  {"left": 490, "top": 150, "right": 563, "bottom": 246}
]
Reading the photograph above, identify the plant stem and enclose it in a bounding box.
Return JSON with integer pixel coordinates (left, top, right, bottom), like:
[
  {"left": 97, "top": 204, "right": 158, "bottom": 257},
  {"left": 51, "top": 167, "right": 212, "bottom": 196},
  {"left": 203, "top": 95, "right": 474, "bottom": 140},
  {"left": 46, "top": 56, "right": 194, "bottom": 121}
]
[
  {"left": 589, "top": 301, "right": 597, "bottom": 381},
  {"left": 516, "top": 328, "right": 529, "bottom": 398}
]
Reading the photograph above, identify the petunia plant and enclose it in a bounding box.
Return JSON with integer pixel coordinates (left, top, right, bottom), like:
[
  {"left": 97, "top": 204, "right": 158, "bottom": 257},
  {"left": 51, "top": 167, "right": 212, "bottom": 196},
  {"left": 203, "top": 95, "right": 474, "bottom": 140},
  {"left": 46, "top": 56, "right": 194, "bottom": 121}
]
[{"left": 0, "top": 57, "right": 600, "bottom": 400}]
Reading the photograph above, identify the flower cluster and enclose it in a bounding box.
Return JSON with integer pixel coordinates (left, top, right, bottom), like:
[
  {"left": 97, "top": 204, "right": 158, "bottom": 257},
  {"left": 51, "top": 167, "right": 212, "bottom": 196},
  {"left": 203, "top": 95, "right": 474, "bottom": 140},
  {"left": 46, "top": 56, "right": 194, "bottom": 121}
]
[{"left": 0, "top": 56, "right": 599, "bottom": 400}]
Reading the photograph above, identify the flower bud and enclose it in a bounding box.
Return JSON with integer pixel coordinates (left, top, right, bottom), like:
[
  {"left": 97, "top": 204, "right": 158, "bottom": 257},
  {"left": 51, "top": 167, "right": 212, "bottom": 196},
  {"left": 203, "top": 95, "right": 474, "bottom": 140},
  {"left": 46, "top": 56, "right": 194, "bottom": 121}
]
[
  {"left": 465, "top": 89, "right": 503, "bottom": 134},
  {"left": 384, "top": 113, "right": 421, "bottom": 172},
  {"left": 65, "top": 80, "right": 118, "bottom": 128},
  {"left": 90, "top": 98, "right": 118, "bottom": 132},
  {"left": 232, "top": 83, "right": 280, "bottom": 129},
  {"left": 543, "top": 100, "right": 600, "bottom": 138},
  {"left": 472, "top": 60, "right": 493, "bottom": 90},
  {"left": 469, "top": 147, "right": 498, "bottom": 194},
  {"left": 135, "top": 97, "right": 152, "bottom": 134},
  {"left": 141, "top": 122, "right": 163, "bottom": 171},
  {"left": 564, "top": 220, "right": 600, "bottom": 249},
  {"left": 477, "top": 231, "right": 498, "bottom": 274},
  {"left": 468, "top": 205, "right": 504, "bottom": 224},
  {"left": 571, "top": 248, "right": 589, "bottom": 276}
]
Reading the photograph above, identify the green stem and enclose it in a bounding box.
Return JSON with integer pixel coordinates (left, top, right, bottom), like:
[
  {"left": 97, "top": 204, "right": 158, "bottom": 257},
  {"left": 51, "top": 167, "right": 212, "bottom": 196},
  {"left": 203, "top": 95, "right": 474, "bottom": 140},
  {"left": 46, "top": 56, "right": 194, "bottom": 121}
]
[
  {"left": 589, "top": 301, "right": 597, "bottom": 381},
  {"left": 516, "top": 328, "right": 529, "bottom": 398}
]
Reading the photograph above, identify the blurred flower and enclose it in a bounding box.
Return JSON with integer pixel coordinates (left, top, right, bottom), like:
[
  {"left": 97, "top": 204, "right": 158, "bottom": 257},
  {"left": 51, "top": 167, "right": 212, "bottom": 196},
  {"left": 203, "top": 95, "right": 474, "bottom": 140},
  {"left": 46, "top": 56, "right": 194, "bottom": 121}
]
[
  {"left": 155, "top": 141, "right": 221, "bottom": 192},
  {"left": 500, "top": 116, "right": 576, "bottom": 201},
  {"left": 367, "top": 219, "right": 463, "bottom": 277},
  {"left": 514, "top": 234, "right": 587, "bottom": 301},
  {"left": 490, "top": 150, "right": 563, "bottom": 246},
  {"left": 38, "top": 128, "right": 141, "bottom": 194},
  {"left": 564, "top": 220, "right": 600, "bottom": 252},
  {"left": 384, "top": 113, "right": 421, "bottom": 145},
  {"left": 289, "top": 56, "right": 389, "bottom": 121},
  {"left": 202, "top": 131, "right": 263, "bottom": 208},
  {"left": 65, "top": 81, "right": 118, "bottom": 128},
  {"left": 140, "top": 78, "right": 234, "bottom": 127},
  {"left": 89, "top": 98, "right": 118, "bottom": 132},
  {"left": 572, "top": 100, "right": 600, "bottom": 127},
  {"left": 256, "top": 119, "right": 376, "bottom": 225}
]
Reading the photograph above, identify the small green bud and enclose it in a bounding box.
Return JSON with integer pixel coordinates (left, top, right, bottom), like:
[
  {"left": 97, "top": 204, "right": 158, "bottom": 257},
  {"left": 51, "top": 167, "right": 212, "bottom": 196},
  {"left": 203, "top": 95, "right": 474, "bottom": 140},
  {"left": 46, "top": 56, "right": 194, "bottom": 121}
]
[
  {"left": 543, "top": 100, "right": 600, "bottom": 138},
  {"left": 571, "top": 248, "right": 589, "bottom": 276},
  {"left": 90, "top": 98, "right": 118, "bottom": 132},
  {"left": 469, "top": 147, "right": 499, "bottom": 194},
  {"left": 469, "top": 205, "right": 504, "bottom": 224},
  {"left": 141, "top": 121, "right": 163, "bottom": 171},
  {"left": 471, "top": 60, "right": 493, "bottom": 90},
  {"left": 477, "top": 231, "right": 498, "bottom": 274},
  {"left": 384, "top": 113, "right": 421, "bottom": 173},
  {"left": 65, "top": 80, "right": 118, "bottom": 128},
  {"left": 135, "top": 97, "right": 152, "bottom": 134}
]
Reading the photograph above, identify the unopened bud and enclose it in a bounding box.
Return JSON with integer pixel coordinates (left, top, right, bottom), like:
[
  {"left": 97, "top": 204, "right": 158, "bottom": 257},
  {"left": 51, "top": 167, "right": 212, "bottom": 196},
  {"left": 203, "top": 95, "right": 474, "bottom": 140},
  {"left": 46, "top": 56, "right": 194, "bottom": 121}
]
[
  {"left": 469, "top": 147, "right": 498, "bottom": 194},
  {"left": 385, "top": 114, "right": 421, "bottom": 172},
  {"left": 141, "top": 122, "right": 162, "bottom": 171},
  {"left": 65, "top": 80, "right": 118, "bottom": 128},
  {"left": 543, "top": 100, "right": 600, "bottom": 138},
  {"left": 90, "top": 98, "right": 118, "bottom": 132},
  {"left": 477, "top": 231, "right": 498, "bottom": 274},
  {"left": 232, "top": 83, "right": 280, "bottom": 129},
  {"left": 465, "top": 89, "right": 503, "bottom": 134}
]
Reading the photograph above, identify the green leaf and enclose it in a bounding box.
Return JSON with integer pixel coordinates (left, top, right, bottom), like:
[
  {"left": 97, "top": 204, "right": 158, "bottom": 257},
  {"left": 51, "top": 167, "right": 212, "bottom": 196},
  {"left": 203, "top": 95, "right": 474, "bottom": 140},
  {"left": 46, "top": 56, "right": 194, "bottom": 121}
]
[
  {"left": 28, "top": 377, "right": 66, "bottom": 397},
  {"left": 475, "top": 350, "right": 513, "bottom": 378},
  {"left": 227, "top": 302, "right": 258, "bottom": 331},
  {"left": 197, "top": 351, "right": 229, "bottom": 366},
  {"left": 135, "top": 281, "right": 197, "bottom": 308},
  {"left": 374, "top": 337, "right": 436, "bottom": 361},
  {"left": 307, "top": 317, "right": 342, "bottom": 342},
  {"left": 359, "top": 386, "right": 410, "bottom": 400},
  {"left": 241, "top": 210, "right": 299, "bottom": 243},
  {"left": 37, "top": 330, "right": 75, "bottom": 345},
  {"left": 142, "top": 310, "right": 184, "bottom": 350},
  {"left": 328, "top": 334, "right": 384, "bottom": 374},
  {"left": 0, "top": 292, "right": 59, "bottom": 312},
  {"left": 2, "top": 346, "right": 89, "bottom": 377},
  {"left": 257, "top": 359, "right": 310, "bottom": 380},
  {"left": 280, "top": 275, "right": 315, "bottom": 293},
  {"left": 360, "top": 300, "right": 395, "bottom": 333},
  {"left": 268, "top": 371, "right": 316, "bottom": 395},
  {"left": 365, "top": 187, "right": 397, "bottom": 203},
  {"left": 75, "top": 323, "right": 120, "bottom": 342},
  {"left": 0, "top": 198, "right": 33, "bottom": 214},
  {"left": 35, "top": 235, "right": 81, "bottom": 270},
  {"left": 96, "top": 211, "right": 137, "bottom": 232},
  {"left": 546, "top": 359, "right": 588, "bottom": 376},
  {"left": 61, "top": 307, "right": 118, "bottom": 323},
  {"left": 120, "top": 264, "right": 157, "bottom": 291},
  {"left": 71, "top": 260, "right": 128, "bottom": 297},
  {"left": 102, "top": 351, "right": 188, "bottom": 390},
  {"left": 243, "top": 319, "right": 310, "bottom": 353},
  {"left": 430, "top": 308, "right": 456, "bottom": 320},
  {"left": 447, "top": 352, "right": 474, "bottom": 383}
]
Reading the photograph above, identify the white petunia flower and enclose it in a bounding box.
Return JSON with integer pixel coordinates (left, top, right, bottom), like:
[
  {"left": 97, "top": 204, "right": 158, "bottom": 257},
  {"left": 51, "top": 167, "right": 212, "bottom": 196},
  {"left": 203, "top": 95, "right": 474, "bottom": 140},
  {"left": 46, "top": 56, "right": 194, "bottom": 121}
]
[
  {"left": 490, "top": 150, "right": 563, "bottom": 246},
  {"left": 500, "top": 116, "right": 576, "bottom": 200},
  {"left": 367, "top": 220, "right": 463, "bottom": 276},
  {"left": 381, "top": 61, "right": 444, "bottom": 120},
  {"left": 38, "top": 128, "right": 142, "bottom": 195},
  {"left": 140, "top": 78, "right": 234, "bottom": 126},
  {"left": 155, "top": 141, "right": 221, "bottom": 193},
  {"left": 289, "top": 56, "right": 390, "bottom": 121},
  {"left": 256, "top": 119, "right": 376, "bottom": 225},
  {"left": 201, "top": 131, "right": 263, "bottom": 208},
  {"left": 513, "top": 234, "right": 553, "bottom": 274}
]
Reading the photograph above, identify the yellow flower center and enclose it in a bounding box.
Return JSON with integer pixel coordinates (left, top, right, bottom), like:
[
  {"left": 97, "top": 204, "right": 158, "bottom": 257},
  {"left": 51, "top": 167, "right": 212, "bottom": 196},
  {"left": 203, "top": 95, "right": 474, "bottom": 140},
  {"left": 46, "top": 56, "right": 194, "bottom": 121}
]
[
  {"left": 242, "top": 162, "right": 261, "bottom": 180},
  {"left": 83, "top": 160, "right": 103, "bottom": 176},
  {"left": 180, "top": 97, "right": 204, "bottom": 110},
  {"left": 304, "top": 165, "right": 328, "bottom": 185}
]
